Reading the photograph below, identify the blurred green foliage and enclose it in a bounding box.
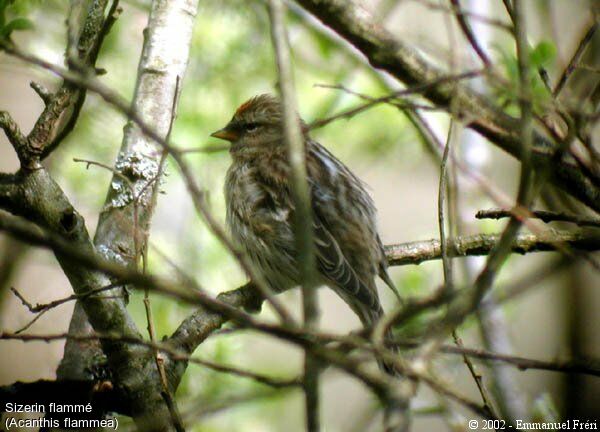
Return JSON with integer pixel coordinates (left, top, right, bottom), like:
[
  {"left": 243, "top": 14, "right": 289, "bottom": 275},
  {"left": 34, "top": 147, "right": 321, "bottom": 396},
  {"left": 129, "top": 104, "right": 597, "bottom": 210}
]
[
  {"left": 493, "top": 39, "right": 557, "bottom": 114},
  {"left": 0, "top": 0, "right": 35, "bottom": 40}
]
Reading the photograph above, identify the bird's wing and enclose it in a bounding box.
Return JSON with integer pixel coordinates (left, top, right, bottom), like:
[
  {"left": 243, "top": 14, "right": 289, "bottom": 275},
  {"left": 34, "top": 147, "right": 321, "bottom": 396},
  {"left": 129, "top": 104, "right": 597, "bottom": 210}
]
[
  {"left": 263, "top": 176, "right": 380, "bottom": 313},
  {"left": 311, "top": 215, "right": 380, "bottom": 312},
  {"left": 376, "top": 234, "right": 402, "bottom": 303}
]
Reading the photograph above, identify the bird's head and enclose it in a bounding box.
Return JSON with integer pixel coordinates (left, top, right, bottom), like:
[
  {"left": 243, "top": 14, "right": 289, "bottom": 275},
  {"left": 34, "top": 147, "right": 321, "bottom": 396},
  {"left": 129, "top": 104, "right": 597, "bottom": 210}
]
[{"left": 211, "top": 94, "right": 306, "bottom": 151}]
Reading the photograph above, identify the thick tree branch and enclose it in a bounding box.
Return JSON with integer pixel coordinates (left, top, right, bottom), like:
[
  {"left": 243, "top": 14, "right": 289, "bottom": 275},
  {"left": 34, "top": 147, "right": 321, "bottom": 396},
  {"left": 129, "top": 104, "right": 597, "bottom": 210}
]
[
  {"left": 293, "top": 0, "right": 600, "bottom": 213},
  {"left": 1, "top": 0, "right": 197, "bottom": 429},
  {"left": 57, "top": 0, "right": 199, "bottom": 430},
  {"left": 0, "top": 170, "right": 150, "bottom": 414}
]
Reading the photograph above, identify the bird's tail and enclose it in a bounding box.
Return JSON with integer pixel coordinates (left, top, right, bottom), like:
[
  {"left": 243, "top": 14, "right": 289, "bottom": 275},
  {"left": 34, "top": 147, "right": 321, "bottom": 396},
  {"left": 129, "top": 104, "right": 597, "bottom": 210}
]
[
  {"left": 358, "top": 305, "right": 411, "bottom": 432},
  {"left": 352, "top": 303, "right": 400, "bottom": 376}
]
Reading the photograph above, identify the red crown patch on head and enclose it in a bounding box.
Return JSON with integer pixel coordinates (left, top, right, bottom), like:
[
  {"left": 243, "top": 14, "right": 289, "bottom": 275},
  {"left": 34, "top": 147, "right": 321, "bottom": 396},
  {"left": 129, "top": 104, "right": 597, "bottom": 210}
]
[{"left": 235, "top": 99, "right": 255, "bottom": 116}]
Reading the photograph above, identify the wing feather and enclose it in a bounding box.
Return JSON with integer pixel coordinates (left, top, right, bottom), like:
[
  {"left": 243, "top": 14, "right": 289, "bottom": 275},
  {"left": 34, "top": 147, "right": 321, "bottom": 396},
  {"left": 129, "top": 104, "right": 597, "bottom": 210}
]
[{"left": 313, "top": 212, "right": 379, "bottom": 311}]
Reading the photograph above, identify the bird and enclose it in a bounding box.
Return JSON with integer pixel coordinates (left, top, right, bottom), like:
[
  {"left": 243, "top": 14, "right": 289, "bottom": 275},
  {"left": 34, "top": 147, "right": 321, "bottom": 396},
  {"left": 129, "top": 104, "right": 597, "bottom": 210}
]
[{"left": 211, "top": 94, "right": 399, "bottom": 353}]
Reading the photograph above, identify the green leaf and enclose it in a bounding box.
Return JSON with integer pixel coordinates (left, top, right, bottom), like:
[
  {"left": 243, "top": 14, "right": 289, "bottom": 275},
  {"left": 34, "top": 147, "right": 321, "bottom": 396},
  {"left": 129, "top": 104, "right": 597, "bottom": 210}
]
[
  {"left": 5, "top": 16, "right": 33, "bottom": 31},
  {"left": 0, "top": 0, "right": 7, "bottom": 27},
  {"left": 530, "top": 41, "right": 556, "bottom": 68},
  {"left": 0, "top": 17, "right": 33, "bottom": 38}
]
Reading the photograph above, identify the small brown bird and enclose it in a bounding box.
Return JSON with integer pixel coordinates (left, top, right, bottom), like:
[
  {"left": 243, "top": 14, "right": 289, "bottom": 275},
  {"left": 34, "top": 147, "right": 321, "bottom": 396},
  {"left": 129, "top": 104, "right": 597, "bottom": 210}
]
[{"left": 212, "top": 94, "right": 398, "bottom": 335}]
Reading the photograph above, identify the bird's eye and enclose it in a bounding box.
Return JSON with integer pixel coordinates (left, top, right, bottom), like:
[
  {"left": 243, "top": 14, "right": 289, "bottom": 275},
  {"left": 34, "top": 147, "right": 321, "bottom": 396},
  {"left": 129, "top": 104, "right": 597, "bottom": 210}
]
[{"left": 244, "top": 122, "right": 260, "bottom": 133}]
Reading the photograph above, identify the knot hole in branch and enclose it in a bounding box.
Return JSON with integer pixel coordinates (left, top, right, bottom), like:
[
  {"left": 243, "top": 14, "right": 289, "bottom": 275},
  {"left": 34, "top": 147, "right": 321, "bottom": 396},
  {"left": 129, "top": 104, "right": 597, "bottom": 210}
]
[{"left": 59, "top": 208, "right": 77, "bottom": 233}]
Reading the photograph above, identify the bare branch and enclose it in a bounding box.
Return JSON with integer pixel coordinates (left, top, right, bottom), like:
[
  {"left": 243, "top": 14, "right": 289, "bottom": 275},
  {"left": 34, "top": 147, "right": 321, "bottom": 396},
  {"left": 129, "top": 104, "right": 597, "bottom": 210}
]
[
  {"left": 438, "top": 122, "right": 455, "bottom": 293},
  {"left": 0, "top": 0, "right": 117, "bottom": 167},
  {"left": 449, "top": 0, "right": 491, "bottom": 67},
  {"left": 268, "top": 1, "right": 321, "bottom": 430},
  {"left": 0, "top": 332, "right": 301, "bottom": 390},
  {"left": 394, "top": 340, "right": 600, "bottom": 378},
  {"left": 0, "top": 111, "right": 29, "bottom": 166},
  {"left": 40, "top": 0, "right": 121, "bottom": 158},
  {"left": 310, "top": 70, "right": 482, "bottom": 130},
  {"left": 177, "top": 144, "right": 229, "bottom": 154},
  {"left": 553, "top": 21, "right": 599, "bottom": 97},
  {"left": 29, "top": 81, "right": 54, "bottom": 105},
  {"left": 384, "top": 231, "right": 597, "bottom": 266},
  {"left": 463, "top": 2, "right": 535, "bottom": 422},
  {"left": 0, "top": 329, "right": 495, "bottom": 421},
  {"left": 451, "top": 331, "right": 499, "bottom": 416},
  {"left": 9, "top": 284, "right": 122, "bottom": 334},
  {"left": 405, "top": 0, "right": 512, "bottom": 31},
  {"left": 476, "top": 208, "right": 600, "bottom": 228}
]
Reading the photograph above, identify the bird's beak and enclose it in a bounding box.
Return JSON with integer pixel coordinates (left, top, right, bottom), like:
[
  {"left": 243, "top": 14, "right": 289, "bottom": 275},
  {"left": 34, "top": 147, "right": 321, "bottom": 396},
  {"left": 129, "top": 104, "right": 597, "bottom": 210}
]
[{"left": 210, "top": 126, "right": 239, "bottom": 142}]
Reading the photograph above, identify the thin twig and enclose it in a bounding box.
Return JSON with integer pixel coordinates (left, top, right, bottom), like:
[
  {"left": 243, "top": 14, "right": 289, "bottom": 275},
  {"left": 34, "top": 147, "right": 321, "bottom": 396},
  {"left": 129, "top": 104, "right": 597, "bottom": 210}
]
[
  {"left": 268, "top": 1, "right": 320, "bottom": 430},
  {"left": 10, "top": 284, "right": 122, "bottom": 334},
  {"left": 0, "top": 331, "right": 301, "bottom": 389},
  {"left": 73, "top": 158, "right": 135, "bottom": 190},
  {"left": 393, "top": 339, "right": 600, "bottom": 377},
  {"left": 310, "top": 70, "right": 482, "bottom": 130},
  {"left": 438, "top": 121, "right": 455, "bottom": 293},
  {"left": 553, "top": 21, "right": 599, "bottom": 97},
  {"left": 406, "top": 0, "right": 512, "bottom": 31},
  {"left": 449, "top": 0, "right": 491, "bottom": 67},
  {"left": 451, "top": 331, "right": 498, "bottom": 417},
  {"left": 476, "top": 208, "right": 600, "bottom": 228},
  {"left": 178, "top": 144, "right": 229, "bottom": 154},
  {"left": 464, "top": 1, "right": 535, "bottom": 422}
]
